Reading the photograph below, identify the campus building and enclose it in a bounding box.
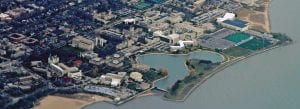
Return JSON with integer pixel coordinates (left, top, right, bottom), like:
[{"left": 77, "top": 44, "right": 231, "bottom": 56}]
[
  {"left": 71, "top": 36, "right": 95, "bottom": 51},
  {"left": 217, "top": 13, "right": 249, "bottom": 31},
  {"left": 158, "top": 33, "right": 180, "bottom": 44},
  {"left": 48, "top": 55, "right": 83, "bottom": 80},
  {"left": 221, "top": 19, "right": 249, "bottom": 31}
]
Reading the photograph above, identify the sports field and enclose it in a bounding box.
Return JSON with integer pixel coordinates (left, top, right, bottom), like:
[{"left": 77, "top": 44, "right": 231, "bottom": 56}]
[
  {"left": 224, "top": 33, "right": 250, "bottom": 43},
  {"left": 239, "top": 37, "right": 271, "bottom": 50}
]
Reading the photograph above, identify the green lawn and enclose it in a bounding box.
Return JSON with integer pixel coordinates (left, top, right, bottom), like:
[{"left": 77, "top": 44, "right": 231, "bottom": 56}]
[
  {"left": 239, "top": 37, "right": 271, "bottom": 50},
  {"left": 223, "top": 46, "right": 253, "bottom": 57},
  {"left": 188, "top": 59, "right": 210, "bottom": 75}
]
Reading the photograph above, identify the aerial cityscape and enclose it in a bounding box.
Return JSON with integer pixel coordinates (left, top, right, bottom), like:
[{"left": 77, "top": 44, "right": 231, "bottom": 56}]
[{"left": 0, "top": 0, "right": 297, "bottom": 109}]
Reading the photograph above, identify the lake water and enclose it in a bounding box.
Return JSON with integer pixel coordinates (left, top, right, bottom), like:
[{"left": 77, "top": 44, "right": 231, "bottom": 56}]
[
  {"left": 85, "top": 0, "right": 300, "bottom": 109},
  {"left": 138, "top": 51, "right": 224, "bottom": 89}
]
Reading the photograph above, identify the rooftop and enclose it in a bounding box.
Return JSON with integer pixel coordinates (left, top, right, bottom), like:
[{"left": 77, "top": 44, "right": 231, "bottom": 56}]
[
  {"left": 223, "top": 19, "right": 249, "bottom": 28},
  {"left": 217, "top": 13, "right": 235, "bottom": 22}
]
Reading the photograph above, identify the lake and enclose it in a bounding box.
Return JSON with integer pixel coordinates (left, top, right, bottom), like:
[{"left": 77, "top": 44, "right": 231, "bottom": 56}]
[{"left": 138, "top": 51, "right": 224, "bottom": 90}]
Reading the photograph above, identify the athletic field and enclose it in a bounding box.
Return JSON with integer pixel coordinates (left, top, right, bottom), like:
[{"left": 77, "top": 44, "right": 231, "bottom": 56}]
[
  {"left": 224, "top": 33, "right": 251, "bottom": 43},
  {"left": 239, "top": 37, "right": 271, "bottom": 50}
]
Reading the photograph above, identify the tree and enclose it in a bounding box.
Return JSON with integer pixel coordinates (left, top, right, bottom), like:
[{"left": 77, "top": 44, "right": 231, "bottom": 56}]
[
  {"left": 90, "top": 66, "right": 100, "bottom": 78},
  {"left": 159, "top": 68, "right": 169, "bottom": 76}
]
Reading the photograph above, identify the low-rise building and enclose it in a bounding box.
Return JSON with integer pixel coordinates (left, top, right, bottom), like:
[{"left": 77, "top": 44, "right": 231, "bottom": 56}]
[
  {"left": 168, "top": 13, "right": 184, "bottom": 24},
  {"left": 106, "top": 53, "right": 125, "bottom": 69},
  {"left": 99, "top": 72, "right": 127, "bottom": 87},
  {"left": 93, "top": 10, "right": 116, "bottom": 24},
  {"left": 71, "top": 36, "right": 95, "bottom": 51},
  {"left": 217, "top": 13, "right": 236, "bottom": 22},
  {"left": 0, "top": 57, "right": 11, "bottom": 69},
  {"left": 220, "top": 19, "right": 249, "bottom": 31},
  {"left": 80, "top": 51, "right": 98, "bottom": 59},
  {"left": 174, "top": 22, "right": 204, "bottom": 37},
  {"left": 48, "top": 56, "right": 82, "bottom": 80},
  {"left": 84, "top": 85, "right": 136, "bottom": 100},
  {"left": 217, "top": 13, "right": 249, "bottom": 31},
  {"left": 89, "top": 57, "right": 105, "bottom": 66},
  {"left": 0, "top": 13, "right": 11, "bottom": 20},
  {"left": 170, "top": 40, "right": 196, "bottom": 51},
  {"left": 67, "top": 70, "right": 83, "bottom": 80},
  {"left": 159, "top": 34, "right": 180, "bottom": 44}
]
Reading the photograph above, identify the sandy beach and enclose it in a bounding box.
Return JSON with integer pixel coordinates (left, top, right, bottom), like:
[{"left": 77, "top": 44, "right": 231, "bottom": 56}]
[
  {"left": 34, "top": 93, "right": 112, "bottom": 109},
  {"left": 235, "top": 0, "right": 271, "bottom": 32}
]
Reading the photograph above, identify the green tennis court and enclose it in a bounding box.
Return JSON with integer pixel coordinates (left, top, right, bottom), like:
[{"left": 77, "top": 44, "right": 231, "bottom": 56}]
[{"left": 224, "top": 33, "right": 251, "bottom": 43}]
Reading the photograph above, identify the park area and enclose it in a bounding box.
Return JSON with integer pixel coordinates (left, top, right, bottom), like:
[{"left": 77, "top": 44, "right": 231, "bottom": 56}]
[
  {"left": 164, "top": 59, "right": 220, "bottom": 100},
  {"left": 239, "top": 37, "right": 271, "bottom": 50},
  {"left": 224, "top": 37, "right": 271, "bottom": 57}
]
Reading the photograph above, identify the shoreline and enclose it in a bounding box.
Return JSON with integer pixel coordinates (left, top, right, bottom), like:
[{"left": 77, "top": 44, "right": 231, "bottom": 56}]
[
  {"left": 163, "top": 39, "right": 293, "bottom": 102},
  {"left": 266, "top": 0, "right": 272, "bottom": 32},
  {"left": 37, "top": 39, "right": 292, "bottom": 109},
  {"left": 264, "top": 0, "right": 271, "bottom": 32},
  {"left": 267, "top": 0, "right": 272, "bottom": 32}
]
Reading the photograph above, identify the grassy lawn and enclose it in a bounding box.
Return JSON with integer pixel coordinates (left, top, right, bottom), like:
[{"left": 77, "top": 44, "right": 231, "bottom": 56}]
[
  {"left": 188, "top": 59, "right": 210, "bottom": 75},
  {"left": 239, "top": 37, "right": 271, "bottom": 51},
  {"left": 223, "top": 46, "right": 253, "bottom": 57}
]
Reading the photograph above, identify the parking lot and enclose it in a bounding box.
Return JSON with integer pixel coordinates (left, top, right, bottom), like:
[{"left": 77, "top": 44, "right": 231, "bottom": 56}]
[{"left": 198, "top": 28, "right": 237, "bottom": 50}]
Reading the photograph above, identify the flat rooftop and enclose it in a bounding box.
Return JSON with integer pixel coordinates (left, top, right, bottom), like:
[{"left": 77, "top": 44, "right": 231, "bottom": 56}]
[
  {"left": 199, "top": 29, "right": 237, "bottom": 50},
  {"left": 223, "top": 19, "right": 248, "bottom": 28}
]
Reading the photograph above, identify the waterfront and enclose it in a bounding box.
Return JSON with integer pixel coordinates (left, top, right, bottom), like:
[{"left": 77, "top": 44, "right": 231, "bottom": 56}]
[{"left": 85, "top": 0, "right": 300, "bottom": 109}]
